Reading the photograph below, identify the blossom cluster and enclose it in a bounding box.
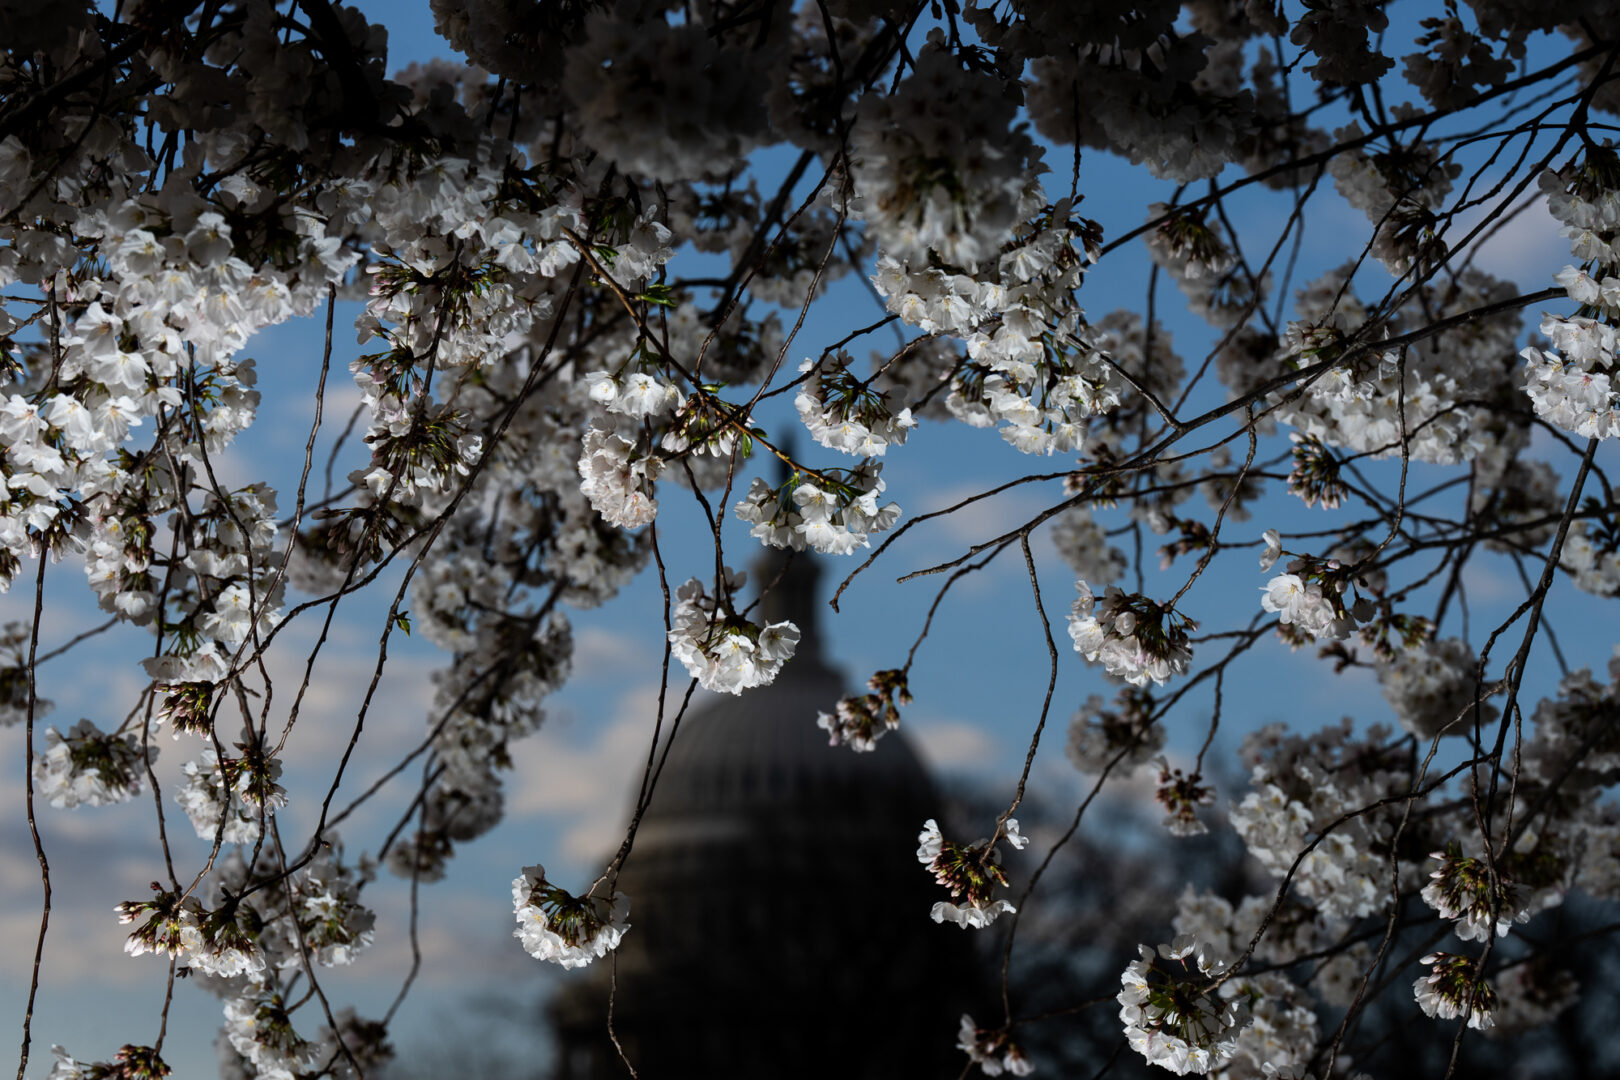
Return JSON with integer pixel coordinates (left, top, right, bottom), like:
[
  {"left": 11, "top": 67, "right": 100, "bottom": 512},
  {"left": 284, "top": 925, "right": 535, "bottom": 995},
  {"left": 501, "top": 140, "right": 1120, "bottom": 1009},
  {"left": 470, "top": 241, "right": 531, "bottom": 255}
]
[
  {"left": 1421, "top": 847, "right": 1531, "bottom": 942},
  {"left": 578, "top": 422, "right": 663, "bottom": 529},
  {"left": 1144, "top": 204, "right": 1253, "bottom": 328},
  {"left": 110, "top": 842, "right": 382, "bottom": 1077},
  {"left": 1065, "top": 686, "right": 1164, "bottom": 775},
  {"left": 1049, "top": 505, "right": 1127, "bottom": 585},
  {"left": 6, "top": 1, "right": 1619, "bottom": 1075},
  {"left": 1266, "top": 267, "right": 1521, "bottom": 467},
  {"left": 668, "top": 571, "right": 799, "bottom": 694},
  {"left": 1523, "top": 151, "right": 1620, "bottom": 441},
  {"left": 916, "top": 817, "right": 1024, "bottom": 929},
  {"left": 979, "top": 5, "right": 1255, "bottom": 184},
  {"left": 33, "top": 720, "right": 151, "bottom": 809},
  {"left": 1414, "top": 952, "right": 1498, "bottom": 1030},
  {"left": 733, "top": 464, "right": 900, "bottom": 555},
  {"left": 794, "top": 351, "right": 915, "bottom": 457},
  {"left": 1229, "top": 720, "right": 1400, "bottom": 923},
  {"left": 847, "top": 34, "right": 1046, "bottom": 270},
  {"left": 1067, "top": 582, "right": 1195, "bottom": 687},
  {"left": 1153, "top": 758, "right": 1216, "bottom": 838},
  {"left": 818, "top": 668, "right": 911, "bottom": 752},
  {"left": 174, "top": 743, "right": 287, "bottom": 845},
  {"left": 45, "top": 1043, "right": 171, "bottom": 1080},
  {"left": 563, "top": 14, "right": 769, "bottom": 183},
  {"left": 1558, "top": 520, "right": 1620, "bottom": 596},
  {"left": 1117, "top": 937, "right": 1248, "bottom": 1076},
  {"left": 870, "top": 207, "right": 1118, "bottom": 457},
  {"left": 1376, "top": 636, "right": 1496, "bottom": 740},
  {"left": 511, "top": 864, "right": 629, "bottom": 969},
  {"left": 957, "top": 1015, "right": 1034, "bottom": 1077},
  {"left": 1326, "top": 120, "right": 1460, "bottom": 274},
  {"left": 1259, "top": 567, "right": 1353, "bottom": 642}
]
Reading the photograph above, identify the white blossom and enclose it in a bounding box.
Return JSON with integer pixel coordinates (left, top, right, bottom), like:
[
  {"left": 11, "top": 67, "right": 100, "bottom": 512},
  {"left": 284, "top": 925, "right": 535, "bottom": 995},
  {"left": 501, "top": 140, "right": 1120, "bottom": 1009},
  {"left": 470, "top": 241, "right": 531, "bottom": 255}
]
[
  {"left": 1117, "top": 941, "right": 1248, "bottom": 1075},
  {"left": 668, "top": 572, "right": 798, "bottom": 694},
  {"left": 512, "top": 864, "right": 628, "bottom": 969},
  {"left": 1068, "top": 581, "right": 1194, "bottom": 687},
  {"left": 1414, "top": 952, "right": 1496, "bottom": 1030},
  {"left": 33, "top": 720, "right": 151, "bottom": 809}
]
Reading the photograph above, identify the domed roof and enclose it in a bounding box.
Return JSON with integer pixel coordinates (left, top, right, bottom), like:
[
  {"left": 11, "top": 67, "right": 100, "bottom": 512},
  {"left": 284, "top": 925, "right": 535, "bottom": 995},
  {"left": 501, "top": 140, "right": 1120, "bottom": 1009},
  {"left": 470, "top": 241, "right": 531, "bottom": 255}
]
[
  {"left": 637, "top": 551, "right": 934, "bottom": 826},
  {"left": 546, "top": 550, "right": 984, "bottom": 1080}
]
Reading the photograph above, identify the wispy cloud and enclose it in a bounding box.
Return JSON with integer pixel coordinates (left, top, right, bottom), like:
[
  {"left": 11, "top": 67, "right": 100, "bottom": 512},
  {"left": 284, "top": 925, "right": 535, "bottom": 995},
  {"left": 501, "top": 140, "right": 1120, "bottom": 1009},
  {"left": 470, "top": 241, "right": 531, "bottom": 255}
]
[
  {"left": 907, "top": 716, "right": 998, "bottom": 775},
  {"left": 505, "top": 682, "right": 667, "bottom": 865},
  {"left": 1452, "top": 193, "right": 1566, "bottom": 296}
]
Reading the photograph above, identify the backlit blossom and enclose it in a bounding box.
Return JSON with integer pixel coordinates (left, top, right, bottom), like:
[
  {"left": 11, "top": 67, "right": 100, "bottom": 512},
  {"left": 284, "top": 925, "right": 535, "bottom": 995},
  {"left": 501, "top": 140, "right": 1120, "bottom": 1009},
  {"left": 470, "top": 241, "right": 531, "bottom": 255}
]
[{"left": 512, "top": 864, "right": 628, "bottom": 969}]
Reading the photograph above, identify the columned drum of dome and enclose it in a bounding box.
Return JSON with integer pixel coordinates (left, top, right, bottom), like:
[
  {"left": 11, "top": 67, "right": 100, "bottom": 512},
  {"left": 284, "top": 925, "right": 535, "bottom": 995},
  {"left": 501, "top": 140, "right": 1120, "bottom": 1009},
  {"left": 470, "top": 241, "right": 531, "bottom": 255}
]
[{"left": 547, "top": 550, "right": 984, "bottom": 1078}]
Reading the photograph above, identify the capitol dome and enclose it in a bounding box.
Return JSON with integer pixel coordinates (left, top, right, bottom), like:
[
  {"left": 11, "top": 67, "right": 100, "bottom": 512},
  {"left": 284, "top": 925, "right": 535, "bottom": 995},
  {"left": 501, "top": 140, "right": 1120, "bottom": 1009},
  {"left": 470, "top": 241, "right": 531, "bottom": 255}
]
[{"left": 548, "top": 550, "right": 984, "bottom": 1078}]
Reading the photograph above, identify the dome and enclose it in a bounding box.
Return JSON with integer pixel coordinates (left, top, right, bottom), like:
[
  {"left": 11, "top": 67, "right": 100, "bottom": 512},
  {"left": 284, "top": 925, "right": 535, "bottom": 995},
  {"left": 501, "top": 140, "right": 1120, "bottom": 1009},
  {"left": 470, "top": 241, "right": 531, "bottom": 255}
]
[
  {"left": 633, "top": 609, "right": 934, "bottom": 826},
  {"left": 548, "top": 550, "right": 984, "bottom": 1079}
]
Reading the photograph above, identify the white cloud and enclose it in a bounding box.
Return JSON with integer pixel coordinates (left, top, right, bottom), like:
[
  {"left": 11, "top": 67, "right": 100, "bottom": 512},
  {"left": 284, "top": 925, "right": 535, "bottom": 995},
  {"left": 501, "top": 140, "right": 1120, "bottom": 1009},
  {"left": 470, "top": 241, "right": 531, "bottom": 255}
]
[
  {"left": 882, "top": 482, "right": 1050, "bottom": 601},
  {"left": 1452, "top": 193, "right": 1566, "bottom": 296},
  {"left": 504, "top": 682, "right": 665, "bottom": 863},
  {"left": 364, "top": 890, "right": 536, "bottom": 988},
  {"left": 907, "top": 717, "right": 998, "bottom": 775},
  {"left": 0, "top": 817, "right": 183, "bottom": 989},
  {"left": 1460, "top": 559, "right": 1520, "bottom": 604},
  {"left": 570, "top": 625, "right": 656, "bottom": 683},
  {"left": 917, "top": 482, "right": 1049, "bottom": 548}
]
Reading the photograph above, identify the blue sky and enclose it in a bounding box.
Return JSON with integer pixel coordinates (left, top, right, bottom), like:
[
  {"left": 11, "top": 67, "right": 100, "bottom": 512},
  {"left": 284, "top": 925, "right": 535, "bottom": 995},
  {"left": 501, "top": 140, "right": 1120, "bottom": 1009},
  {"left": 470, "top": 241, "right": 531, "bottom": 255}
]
[{"left": 3, "top": 5, "right": 1617, "bottom": 1076}]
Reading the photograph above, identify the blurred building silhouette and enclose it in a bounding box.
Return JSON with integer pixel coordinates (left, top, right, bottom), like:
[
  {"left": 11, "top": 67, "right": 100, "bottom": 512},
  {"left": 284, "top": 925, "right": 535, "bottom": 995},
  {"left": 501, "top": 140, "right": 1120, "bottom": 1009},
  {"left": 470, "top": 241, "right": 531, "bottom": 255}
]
[{"left": 546, "top": 550, "right": 983, "bottom": 1078}]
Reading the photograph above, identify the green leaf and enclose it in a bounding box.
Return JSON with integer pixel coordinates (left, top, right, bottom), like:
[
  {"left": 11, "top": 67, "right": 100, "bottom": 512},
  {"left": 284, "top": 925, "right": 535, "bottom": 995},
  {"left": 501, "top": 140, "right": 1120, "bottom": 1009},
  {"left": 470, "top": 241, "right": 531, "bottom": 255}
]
[
  {"left": 634, "top": 283, "right": 676, "bottom": 307},
  {"left": 395, "top": 611, "right": 412, "bottom": 636}
]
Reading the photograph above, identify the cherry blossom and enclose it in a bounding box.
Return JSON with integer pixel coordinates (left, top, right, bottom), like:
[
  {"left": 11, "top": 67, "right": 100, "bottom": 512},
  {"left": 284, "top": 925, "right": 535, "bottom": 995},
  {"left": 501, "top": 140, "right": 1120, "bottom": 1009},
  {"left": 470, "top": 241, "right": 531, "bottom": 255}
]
[
  {"left": 2, "top": 3, "right": 1616, "bottom": 1075},
  {"left": 511, "top": 864, "right": 629, "bottom": 970}
]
